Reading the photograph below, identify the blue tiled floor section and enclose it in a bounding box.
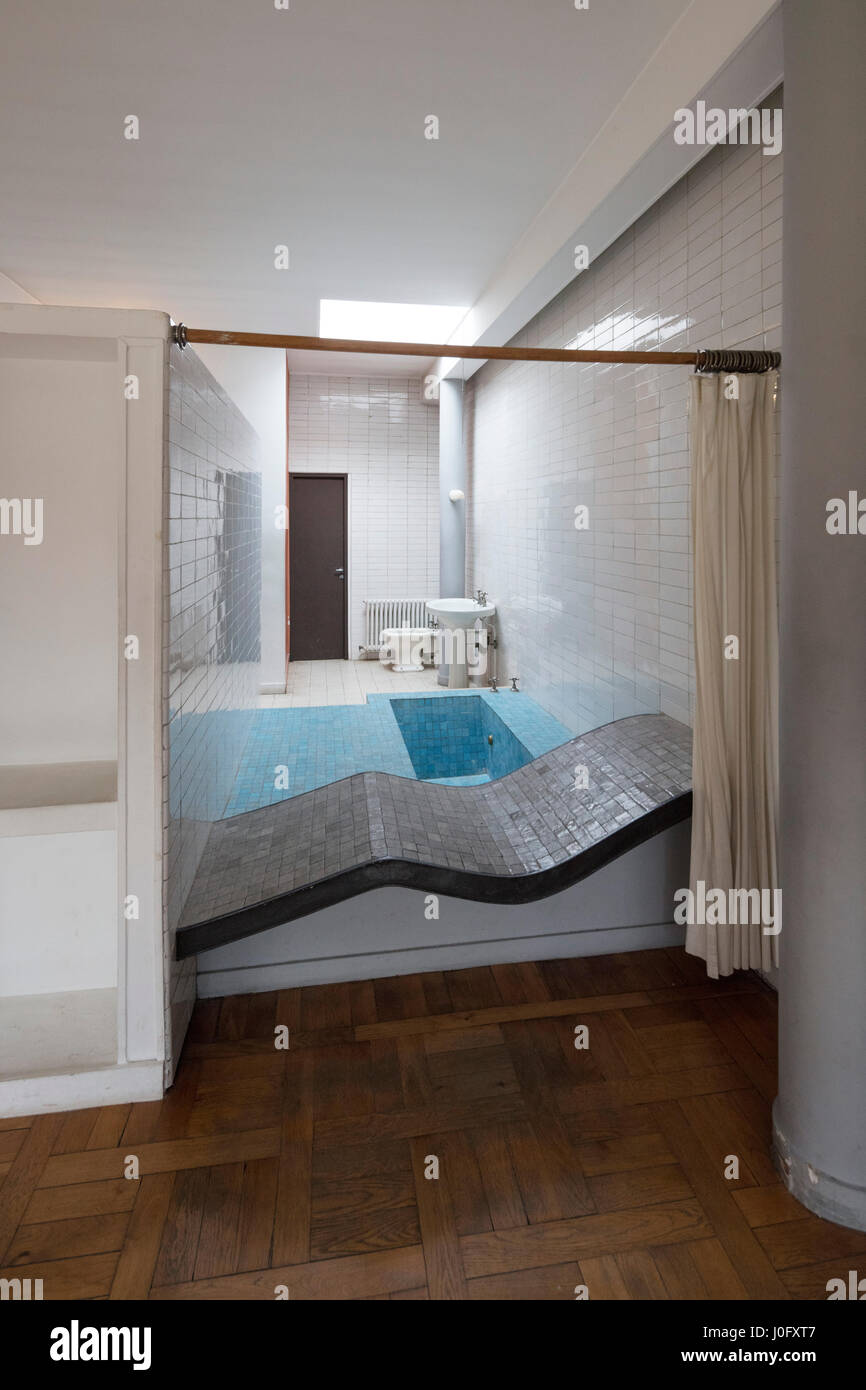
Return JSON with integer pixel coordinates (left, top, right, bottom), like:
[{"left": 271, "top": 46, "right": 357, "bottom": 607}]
[{"left": 221, "top": 688, "right": 572, "bottom": 817}]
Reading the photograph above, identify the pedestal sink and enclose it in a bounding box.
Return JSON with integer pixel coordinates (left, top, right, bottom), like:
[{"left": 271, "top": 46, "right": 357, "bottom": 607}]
[{"left": 426, "top": 598, "right": 495, "bottom": 688}]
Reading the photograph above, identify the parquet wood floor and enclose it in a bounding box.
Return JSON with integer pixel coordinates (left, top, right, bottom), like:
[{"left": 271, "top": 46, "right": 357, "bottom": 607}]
[{"left": 2, "top": 947, "right": 863, "bottom": 1301}]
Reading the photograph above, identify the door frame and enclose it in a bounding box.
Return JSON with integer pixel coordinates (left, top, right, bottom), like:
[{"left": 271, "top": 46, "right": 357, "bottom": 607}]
[{"left": 287, "top": 470, "right": 349, "bottom": 661}]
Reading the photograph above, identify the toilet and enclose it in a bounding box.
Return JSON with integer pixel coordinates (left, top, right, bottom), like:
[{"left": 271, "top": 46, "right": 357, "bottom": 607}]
[{"left": 379, "top": 627, "right": 437, "bottom": 672}]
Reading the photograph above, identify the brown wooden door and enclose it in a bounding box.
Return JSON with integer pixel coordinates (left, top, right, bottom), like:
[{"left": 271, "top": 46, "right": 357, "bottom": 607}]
[{"left": 288, "top": 473, "right": 347, "bottom": 660}]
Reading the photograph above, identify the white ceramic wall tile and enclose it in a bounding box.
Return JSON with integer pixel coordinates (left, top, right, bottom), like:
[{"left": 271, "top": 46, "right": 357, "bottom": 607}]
[
  {"left": 466, "top": 91, "right": 782, "bottom": 736},
  {"left": 162, "top": 347, "right": 262, "bottom": 1078}
]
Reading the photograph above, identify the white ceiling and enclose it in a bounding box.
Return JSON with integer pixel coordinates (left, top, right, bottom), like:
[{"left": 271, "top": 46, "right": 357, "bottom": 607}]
[{"left": 0, "top": 0, "right": 697, "bottom": 372}]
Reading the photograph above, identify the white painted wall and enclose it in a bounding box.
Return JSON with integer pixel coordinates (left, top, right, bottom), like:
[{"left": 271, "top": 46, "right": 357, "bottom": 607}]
[
  {"left": 0, "top": 342, "right": 120, "bottom": 765},
  {"left": 0, "top": 828, "right": 116, "bottom": 996},
  {"left": 0, "top": 270, "right": 39, "bottom": 303},
  {"left": 194, "top": 344, "right": 287, "bottom": 691},
  {"left": 0, "top": 798, "right": 118, "bottom": 1072},
  {"left": 0, "top": 304, "right": 167, "bottom": 1114}
]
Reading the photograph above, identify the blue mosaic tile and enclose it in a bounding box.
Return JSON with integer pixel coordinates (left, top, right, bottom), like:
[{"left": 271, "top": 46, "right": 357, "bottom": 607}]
[
  {"left": 219, "top": 688, "right": 573, "bottom": 817},
  {"left": 390, "top": 695, "right": 534, "bottom": 781}
]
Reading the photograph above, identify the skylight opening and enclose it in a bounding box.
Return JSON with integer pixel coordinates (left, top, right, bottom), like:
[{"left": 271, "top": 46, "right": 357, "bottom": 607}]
[{"left": 319, "top": 299, "right": 469, "bottom": 345}]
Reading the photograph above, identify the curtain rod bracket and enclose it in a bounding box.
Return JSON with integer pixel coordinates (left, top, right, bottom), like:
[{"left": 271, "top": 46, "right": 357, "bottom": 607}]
[{"left": 172, "top": 322, "right": 188, "bottom": 350}]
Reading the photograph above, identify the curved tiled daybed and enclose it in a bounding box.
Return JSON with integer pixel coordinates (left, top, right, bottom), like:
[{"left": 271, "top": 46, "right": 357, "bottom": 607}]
[{"left": 176, "top": 713, "right": 693, "bottom": 959}]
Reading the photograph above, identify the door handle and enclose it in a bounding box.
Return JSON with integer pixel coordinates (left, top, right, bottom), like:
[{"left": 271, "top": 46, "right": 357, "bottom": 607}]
[{"left": 334, "top": 567, "right": 345, "bottom": 580}]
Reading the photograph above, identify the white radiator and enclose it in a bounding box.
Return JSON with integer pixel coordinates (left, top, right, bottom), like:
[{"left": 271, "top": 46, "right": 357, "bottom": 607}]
[{"left": 362, "top": 599, "right": 432, "bottom": 655}]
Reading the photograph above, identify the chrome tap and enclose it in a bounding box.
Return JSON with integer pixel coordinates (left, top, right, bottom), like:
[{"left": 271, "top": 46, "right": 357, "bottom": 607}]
[
  {"left": 475, "top": 589, "right": 488, "bottom": 606},
  {"left": 489, "top": 676, "right": 499, "bottom": 692}
]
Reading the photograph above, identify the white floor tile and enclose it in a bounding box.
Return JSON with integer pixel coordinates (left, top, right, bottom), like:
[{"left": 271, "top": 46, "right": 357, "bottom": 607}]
[{"left": 280, "top": 659, "right": 440, "bottom": 706}]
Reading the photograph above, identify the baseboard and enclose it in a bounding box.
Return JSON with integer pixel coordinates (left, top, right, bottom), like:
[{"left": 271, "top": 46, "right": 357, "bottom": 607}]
[
  {"left": 773, "top": 1104, "right": 866, "bottom": 1233},
  {"left": 259, "top": 681, "right": 287, "bottom": 695},
  {"left": 197, "top": 920, "right": 684, "bottom": 997},
  {"left": 0, "top": 1060, "right": 164, "bottom": 1119}
]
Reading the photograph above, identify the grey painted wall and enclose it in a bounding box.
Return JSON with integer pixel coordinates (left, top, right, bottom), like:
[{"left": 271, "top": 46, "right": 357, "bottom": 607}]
[{"left": 774, "top": 0, "right": 866, "bottom": 1229}]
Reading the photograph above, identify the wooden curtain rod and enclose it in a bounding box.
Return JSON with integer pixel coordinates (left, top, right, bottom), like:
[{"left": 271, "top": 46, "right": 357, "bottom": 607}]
[{"left": 171, "top": 325, "right": 779, "bottom": 373}]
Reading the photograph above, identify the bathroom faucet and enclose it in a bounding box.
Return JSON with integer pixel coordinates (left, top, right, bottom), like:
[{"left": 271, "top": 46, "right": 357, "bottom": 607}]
[
  {"left": 475, "top": 589, "right": 488, "bottom": 606},
  {"left": 489, "top": 676, "right": 499, "bottom": 692}
]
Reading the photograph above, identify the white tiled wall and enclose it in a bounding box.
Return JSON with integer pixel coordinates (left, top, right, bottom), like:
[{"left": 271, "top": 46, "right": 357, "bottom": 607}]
[
  {"left": 288, "top": 375, "right": 439, "bottom": 657},
  {"left": 162, "top": 345, "right": 262, "bottom": 1079},
  {"left": 466, "top": 91, "right": 783, "bottom": 734}
]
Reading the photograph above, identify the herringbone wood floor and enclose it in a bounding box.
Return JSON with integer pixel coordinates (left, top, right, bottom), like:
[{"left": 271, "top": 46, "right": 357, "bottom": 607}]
[{"left": 2, "top": 947, "right": 864, "bottom": 1300}]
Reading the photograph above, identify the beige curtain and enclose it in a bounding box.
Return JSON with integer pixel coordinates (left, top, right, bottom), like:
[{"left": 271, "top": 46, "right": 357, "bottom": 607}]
[{"left": 687, "top": 371, "right": 779, "bottom": 978}]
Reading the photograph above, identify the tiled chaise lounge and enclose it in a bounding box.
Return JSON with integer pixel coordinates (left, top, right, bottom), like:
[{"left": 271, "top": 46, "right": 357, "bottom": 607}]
[{"left": 176, "top": 714, "right": 693, "bottom": 958}]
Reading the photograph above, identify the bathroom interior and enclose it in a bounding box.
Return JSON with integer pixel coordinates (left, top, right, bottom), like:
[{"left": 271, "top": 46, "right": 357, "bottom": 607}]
[{"left": 1, "top": 0, "right": 864, "bottom": 1311}]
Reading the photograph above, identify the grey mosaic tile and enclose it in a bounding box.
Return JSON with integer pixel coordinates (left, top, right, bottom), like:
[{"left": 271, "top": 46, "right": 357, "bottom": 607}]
[{"left": 178, "top": 713, "right": 692, "bottom": 950}]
